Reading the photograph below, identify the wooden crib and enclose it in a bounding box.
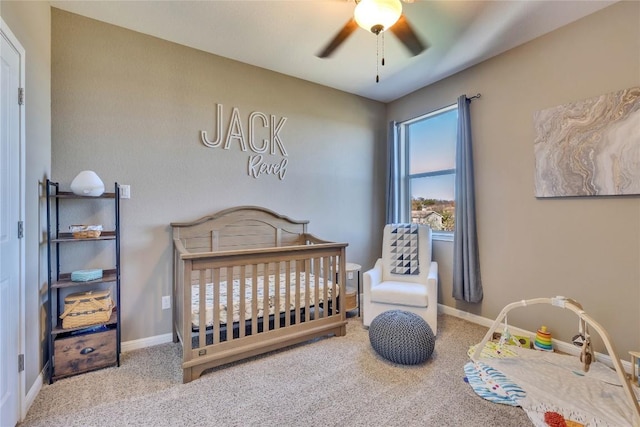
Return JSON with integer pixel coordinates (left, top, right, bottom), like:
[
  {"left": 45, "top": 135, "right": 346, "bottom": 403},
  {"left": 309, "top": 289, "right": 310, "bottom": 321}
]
[{"left": 171, "top": 206, "right": 348, "bottom": 383}]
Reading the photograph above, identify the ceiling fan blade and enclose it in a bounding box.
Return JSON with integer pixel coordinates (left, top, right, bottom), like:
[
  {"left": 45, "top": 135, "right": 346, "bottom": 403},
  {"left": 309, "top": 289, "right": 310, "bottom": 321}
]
[
  {"left": 389, "top": 14, "right": 428, "bottom": 56},
  {"left": 317, "top": 18, "right": 359, "bottom": 58}
]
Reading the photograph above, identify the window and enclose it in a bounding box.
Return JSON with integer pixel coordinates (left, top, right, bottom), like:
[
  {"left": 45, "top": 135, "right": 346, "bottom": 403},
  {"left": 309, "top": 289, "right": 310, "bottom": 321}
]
[{"left": 399, "top": 104, "right": 458, "bottom": 239}]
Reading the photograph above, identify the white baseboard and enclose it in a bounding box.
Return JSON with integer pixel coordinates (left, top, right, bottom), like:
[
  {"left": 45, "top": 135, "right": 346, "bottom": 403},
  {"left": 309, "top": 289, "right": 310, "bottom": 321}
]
[
  {"left": 22, "top": 368, "right": 44, "bottom": 421},
  {"left": 121, "top": 333, "right": 174, "bottom": 353},
  {"left": 438, "top": 303, "right": 633, "bottom": 375}
]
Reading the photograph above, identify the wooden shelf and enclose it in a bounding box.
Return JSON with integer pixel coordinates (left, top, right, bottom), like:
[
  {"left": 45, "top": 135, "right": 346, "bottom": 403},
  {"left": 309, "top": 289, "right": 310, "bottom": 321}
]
[
  {"left": 49, "top": 191, "right": 116, "bottom": 199},
  {"left": 51, "top": 231, "right": 116, "bottom": 243},
  {"left": 51, "top": 310, "right": 117, "bottom": 336},
  {"left": 52, "top": 270, "right": 117, "bottom": 289}
]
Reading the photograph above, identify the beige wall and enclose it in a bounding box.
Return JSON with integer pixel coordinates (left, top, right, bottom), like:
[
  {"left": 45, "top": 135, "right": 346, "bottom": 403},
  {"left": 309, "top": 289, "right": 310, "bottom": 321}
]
[
  {"left": 51, "top": 9, "right": 386, "bottom": 343},
  {"left": 388, "top": 1, "right": 640, "bottom": 357},
  {"left": 1, "top": 0, "right": 51, "bottom": 398}
]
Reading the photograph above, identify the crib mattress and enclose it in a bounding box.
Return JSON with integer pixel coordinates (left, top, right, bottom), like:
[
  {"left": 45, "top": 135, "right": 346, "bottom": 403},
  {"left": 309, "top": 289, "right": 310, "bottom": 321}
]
[{"left": 191, "top": 272, "right": 336, "bottom": 328}]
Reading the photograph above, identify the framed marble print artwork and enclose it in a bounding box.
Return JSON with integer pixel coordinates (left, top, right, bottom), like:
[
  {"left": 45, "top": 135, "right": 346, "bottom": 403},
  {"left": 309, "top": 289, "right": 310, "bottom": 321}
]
[{"left": 533, "top": 86, "right": 640, "bottom": 197}]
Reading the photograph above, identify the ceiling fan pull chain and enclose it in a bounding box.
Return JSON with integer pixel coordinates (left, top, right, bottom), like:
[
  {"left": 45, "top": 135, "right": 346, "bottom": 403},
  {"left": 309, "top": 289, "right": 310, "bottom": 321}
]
[
  {"left": 376, "top": 33, "right": 380, "bottom": 83},
  {"left": 382, "top": 31, "right": 385, "bottom": 66}
]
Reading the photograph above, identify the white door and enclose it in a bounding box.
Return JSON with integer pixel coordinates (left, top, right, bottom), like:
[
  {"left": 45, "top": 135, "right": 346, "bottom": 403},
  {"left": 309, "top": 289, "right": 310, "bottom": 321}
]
[{"left": 0, "top": 19, "right": 24, "bottom": 427}]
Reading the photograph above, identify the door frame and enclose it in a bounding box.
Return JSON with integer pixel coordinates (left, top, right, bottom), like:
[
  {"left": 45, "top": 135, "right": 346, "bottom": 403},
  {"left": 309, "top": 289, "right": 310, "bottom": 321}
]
[{"left": 1, "top": 16, "right": 26, "bottom": 423}]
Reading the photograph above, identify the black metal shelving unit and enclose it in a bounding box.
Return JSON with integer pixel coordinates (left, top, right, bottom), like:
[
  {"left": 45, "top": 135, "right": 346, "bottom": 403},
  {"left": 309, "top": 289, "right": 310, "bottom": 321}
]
[{"left": 46, "top": 179, "right": 121, "bottom": 383}]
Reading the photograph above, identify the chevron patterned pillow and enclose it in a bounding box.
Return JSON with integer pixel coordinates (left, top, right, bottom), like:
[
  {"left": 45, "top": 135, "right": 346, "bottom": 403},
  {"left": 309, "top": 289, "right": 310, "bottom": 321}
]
[{"left": 389, "top": 224, "right": 419, "bottom": 275}]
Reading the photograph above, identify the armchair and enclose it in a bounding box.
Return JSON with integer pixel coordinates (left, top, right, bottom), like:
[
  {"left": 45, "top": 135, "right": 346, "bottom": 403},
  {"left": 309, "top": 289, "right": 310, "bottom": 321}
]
[{"left": 362, "top": 224, "right": 438, "bottom": 334}]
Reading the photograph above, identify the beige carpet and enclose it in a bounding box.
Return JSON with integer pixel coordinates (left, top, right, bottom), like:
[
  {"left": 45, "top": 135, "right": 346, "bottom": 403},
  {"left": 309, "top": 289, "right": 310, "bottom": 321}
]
[{"left": 20, "top": 314, "right": 533, "bottom": 426}]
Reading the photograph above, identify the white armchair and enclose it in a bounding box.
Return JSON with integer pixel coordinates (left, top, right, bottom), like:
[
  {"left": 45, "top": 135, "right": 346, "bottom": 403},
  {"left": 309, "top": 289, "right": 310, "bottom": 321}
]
[{"left": 362, "top": 224, "right": 438, "bottom": 334}]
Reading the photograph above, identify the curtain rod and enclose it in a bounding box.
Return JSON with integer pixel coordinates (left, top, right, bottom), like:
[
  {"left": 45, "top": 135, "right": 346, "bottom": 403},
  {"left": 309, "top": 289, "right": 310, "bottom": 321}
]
[{"left": 397, "top": 93, "right": 482, "bottom": 126}]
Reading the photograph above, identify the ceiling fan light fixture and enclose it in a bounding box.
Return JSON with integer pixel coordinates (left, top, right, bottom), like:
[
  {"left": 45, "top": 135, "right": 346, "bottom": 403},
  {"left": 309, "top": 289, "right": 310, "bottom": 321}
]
[{"left": 354, "top": 0, "right": 402, "bottom": 34}]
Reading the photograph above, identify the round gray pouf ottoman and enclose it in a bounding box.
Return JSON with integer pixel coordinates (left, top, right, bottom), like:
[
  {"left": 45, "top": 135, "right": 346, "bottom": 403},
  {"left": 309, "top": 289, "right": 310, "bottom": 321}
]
[{"left": 369, "top": 310, "right": 435, "bottom": 365}]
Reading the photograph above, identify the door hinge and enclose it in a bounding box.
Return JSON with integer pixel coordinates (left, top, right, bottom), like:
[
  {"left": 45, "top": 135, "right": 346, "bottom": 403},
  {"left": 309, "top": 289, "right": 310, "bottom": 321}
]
[
  {"left": 18, "top": 87, "right": 24, "bottom": 106},
  {"left": 18, "top": 221, "right": 24, "bottom": 239},
  {"left": 18, "top": 354, "right": 24, "bottom": 372}
]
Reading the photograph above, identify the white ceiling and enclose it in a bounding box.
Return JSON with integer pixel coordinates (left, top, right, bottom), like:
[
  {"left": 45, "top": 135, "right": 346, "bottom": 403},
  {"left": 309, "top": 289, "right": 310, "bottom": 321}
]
[{"left": 50, "top": 0, "right": 616, "bottom": 103}]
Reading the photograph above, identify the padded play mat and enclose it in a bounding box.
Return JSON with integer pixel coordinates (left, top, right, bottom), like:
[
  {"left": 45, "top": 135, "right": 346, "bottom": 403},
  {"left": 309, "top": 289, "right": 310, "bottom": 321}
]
[{"left": 465, "top": 297, "right": 640, "bottom": 427}]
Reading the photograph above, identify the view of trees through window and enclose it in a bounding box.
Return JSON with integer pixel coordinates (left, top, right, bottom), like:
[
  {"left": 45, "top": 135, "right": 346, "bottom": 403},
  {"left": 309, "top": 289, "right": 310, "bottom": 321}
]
[
  {"left": 411, "top": 197, "right": 455, "bottom": 231},
  {"left": 405, "top": 104, "right": 458, "bottom": 233}
]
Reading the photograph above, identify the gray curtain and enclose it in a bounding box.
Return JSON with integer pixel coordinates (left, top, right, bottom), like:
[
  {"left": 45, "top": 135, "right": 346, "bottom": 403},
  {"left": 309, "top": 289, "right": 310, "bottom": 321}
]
[
  {"left": 385, "top": 121, "right": 400, "bottom": 224},
  {"left": 453, "top": 95, "right": 483, "bottom": 303}
]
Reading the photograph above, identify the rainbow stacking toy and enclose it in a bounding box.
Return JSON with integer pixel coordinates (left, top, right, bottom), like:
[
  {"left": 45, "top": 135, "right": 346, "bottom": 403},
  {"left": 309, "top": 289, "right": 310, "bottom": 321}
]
[{"left": 534, "top": 325, "right": 553, "bottom": 351}]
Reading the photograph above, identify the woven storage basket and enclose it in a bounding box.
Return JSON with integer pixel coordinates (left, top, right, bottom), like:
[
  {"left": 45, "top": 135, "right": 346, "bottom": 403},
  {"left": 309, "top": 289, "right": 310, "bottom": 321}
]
[
  {"left": 69, "top": 225, "right": 102, "bottom": 239},
  {"left": 60, "top": 289, "right": 113, "bottom": 329},
  {"left": 344, "top": 292, "right": 357, "bottom": 311}
]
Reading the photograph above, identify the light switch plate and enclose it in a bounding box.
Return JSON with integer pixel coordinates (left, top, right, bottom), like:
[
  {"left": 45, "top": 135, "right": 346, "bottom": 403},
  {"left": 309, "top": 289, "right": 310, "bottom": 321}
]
[
  {"left": 162, "top": 295, "right": 171, "bottom": 310},
  {"left": 120, "top": 185, "right": 130, "bottom": 199}
]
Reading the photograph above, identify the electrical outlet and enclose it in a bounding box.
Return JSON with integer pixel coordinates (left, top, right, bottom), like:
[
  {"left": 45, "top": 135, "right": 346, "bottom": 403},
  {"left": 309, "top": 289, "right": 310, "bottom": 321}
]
[
  {"left": 162, "top": 295, "right": 171, "bottom": 310},
  {"left": 120, "top": 185, "right": 131, "bottom": 199}
]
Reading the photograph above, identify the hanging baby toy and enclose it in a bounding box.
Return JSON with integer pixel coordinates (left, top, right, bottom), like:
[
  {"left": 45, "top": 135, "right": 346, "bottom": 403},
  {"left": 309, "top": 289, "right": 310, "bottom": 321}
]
[
  {"left": 578, "top": 317, "right": 593, "bottom": 372},
  {"left": 498, "top": 314, "right": 523, "bottom": 348},
  {"left": 569, "top": 299, "right": 594, "bottom": 372}
]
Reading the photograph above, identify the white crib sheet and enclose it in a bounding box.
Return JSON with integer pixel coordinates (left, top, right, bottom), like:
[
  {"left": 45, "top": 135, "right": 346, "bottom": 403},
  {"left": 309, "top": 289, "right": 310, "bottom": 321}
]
[{"left": 191, "top": 272, "right": 336, "bottom": 328}]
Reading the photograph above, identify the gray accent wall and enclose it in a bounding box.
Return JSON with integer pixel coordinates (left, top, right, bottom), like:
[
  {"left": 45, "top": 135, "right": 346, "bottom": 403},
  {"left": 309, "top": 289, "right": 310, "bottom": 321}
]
[
  {"left": 388, "top": 1, "right": 640, "bottom": 358},
  {"left": 51, "top": 9, "right": 386, "bottom": 344}
]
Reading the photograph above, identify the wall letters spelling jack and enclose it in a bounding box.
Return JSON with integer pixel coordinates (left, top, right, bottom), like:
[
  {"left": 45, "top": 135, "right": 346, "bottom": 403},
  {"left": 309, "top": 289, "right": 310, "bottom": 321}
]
[{"left": 201, "top": 104, "right": 288, "bottom": 180}]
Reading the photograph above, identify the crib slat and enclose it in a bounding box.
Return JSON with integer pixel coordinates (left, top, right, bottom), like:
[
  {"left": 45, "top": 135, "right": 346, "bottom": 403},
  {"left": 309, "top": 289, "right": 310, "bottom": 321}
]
[
  {"left": 285, "top": 261, "right": 291, "bottom": 328},
  {"left": 331, "top": 256, "right": 336, "bottom": 318},
  {"left": 313, "top": 258, "right": 320, "bottom": 321},
  {"left": 322, "top": 257, "right": 329, "bottom": 319},
  {"left": 213, "top": 268, "right": 220, "bottom": 345},
  {"left": 294, "top": 261, "right": 301, "bottom": 325},
  {"left": 226, "top": 267, "right": 233, "bottom": 340},
  {"left": 274, "top": 262, "right": 280, "bottom": 330},
  {"left": 337, "top": 255, "right": 345, "bottom": 314},
  {"left": 251, "top": 266, "right": 258, "bottom": 336},
  {"left": 173, "top": 249, "right": 181, "bottom": 343},
  {"left": 337, "top": 255, "right": 342, "bottom": 314},
  {"left": 198, "top": 270, "right": 206, "bottom": 348},
  {"left": 304, "top": 259, "right": 311, "bottom": 322},
  {"left": 239, "top": 265, "right": 246, "bottom": 338},
  {"left": 184, "top": 260, "right": 193, "bottom": 351},
  {"left": 263, "top": 263, "right": 269, "bottom": 332}
]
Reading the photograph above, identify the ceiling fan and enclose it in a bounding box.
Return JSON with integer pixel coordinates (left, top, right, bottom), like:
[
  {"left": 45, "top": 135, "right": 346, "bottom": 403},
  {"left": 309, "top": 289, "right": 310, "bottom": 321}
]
[{"left": 317, "top": 0, "right": 427, "bottom": 58}]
